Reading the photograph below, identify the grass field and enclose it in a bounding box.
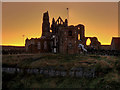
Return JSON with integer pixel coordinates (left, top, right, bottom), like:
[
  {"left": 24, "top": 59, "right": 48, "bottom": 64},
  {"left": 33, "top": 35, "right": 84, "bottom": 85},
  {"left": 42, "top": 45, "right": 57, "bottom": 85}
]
[
  {"left": 2, "top": 53, "right": 120, "bottom": 68},
  {"left": 2, "top": 53, "right": 120, "bottom": 88}
]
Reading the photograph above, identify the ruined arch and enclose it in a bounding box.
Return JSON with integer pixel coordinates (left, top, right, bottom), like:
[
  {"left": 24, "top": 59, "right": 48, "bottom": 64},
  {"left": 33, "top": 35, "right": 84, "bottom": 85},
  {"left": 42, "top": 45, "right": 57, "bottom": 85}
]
[
  {"left": 76, "top": 24, "right": 85, "bottom": 41},
  {"left": 85, "top": 37, "right": 92, "bottom": 46},
  {"left": 56, "top": 17, "right": 64, "bottom": 25},
  {"left": 85, "top": 37, "right": 101, "bottom": 50},
  {"left": 86, "top": 38, "right": 91, "bottom": 45},
  {"left": 78, "top": 34, "right": 80, "bottom": 40}
]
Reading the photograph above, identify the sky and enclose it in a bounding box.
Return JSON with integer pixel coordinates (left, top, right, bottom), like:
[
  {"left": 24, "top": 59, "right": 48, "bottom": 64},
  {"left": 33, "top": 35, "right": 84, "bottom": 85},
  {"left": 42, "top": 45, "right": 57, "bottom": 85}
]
[{"left": 2, "top": 2, "right": 118, "bottom": 46}]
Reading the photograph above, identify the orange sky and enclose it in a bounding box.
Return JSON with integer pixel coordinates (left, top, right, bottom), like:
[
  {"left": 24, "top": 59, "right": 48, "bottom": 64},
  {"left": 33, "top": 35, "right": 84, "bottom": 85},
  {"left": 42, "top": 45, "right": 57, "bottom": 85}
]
[{"left": 2, "top": 2, "right": 118, "bottom": 46}]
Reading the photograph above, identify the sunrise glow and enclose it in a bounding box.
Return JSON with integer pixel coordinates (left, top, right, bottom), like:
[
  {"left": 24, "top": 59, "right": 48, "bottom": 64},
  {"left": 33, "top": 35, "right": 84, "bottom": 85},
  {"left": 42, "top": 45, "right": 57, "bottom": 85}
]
[{"left": 2, "top": 2, "right": 118, "bottom": 46}]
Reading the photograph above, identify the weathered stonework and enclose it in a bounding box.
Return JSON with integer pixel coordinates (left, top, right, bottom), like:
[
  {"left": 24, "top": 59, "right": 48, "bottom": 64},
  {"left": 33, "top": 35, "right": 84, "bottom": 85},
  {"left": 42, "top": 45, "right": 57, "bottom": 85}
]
[{"left": 25, "top": 11, "right": 101, "bottom": 54}]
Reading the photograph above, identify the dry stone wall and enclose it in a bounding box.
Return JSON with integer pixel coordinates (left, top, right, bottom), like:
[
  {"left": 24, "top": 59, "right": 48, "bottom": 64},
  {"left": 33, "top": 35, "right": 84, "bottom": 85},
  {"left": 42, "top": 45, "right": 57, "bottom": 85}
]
[{"left": 2, "top": 67, "right": 95, "bottom": 78}]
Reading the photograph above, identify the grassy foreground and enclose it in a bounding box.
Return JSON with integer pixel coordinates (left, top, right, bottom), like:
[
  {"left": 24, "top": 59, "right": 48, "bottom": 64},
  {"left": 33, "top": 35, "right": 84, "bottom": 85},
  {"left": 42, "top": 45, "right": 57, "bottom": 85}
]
[
  {"left": 2, "top": 72, "right": 120, "bottom": 88},
  {"left": 2, "top": 53, "right": 120, "bottom": 88}
]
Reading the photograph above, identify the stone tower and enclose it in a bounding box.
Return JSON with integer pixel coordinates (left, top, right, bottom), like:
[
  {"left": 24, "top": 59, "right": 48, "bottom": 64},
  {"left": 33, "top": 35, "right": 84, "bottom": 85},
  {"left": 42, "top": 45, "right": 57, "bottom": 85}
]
[
  {"left": 51, "top": 18, "right": 56, "bottom": 34},
  {"left": 76, "top": 24, "right": 85, "bottom": 45},
  {"left": 42, "top": 11, "right": 50, "bottom": 37}
]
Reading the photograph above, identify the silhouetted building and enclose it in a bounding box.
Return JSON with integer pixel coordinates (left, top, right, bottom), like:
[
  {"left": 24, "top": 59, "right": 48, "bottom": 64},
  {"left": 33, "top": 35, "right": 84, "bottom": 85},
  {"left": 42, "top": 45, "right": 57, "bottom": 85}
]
[
  {"left": 25, "top": 11, "right": 101, "bottom": 54},
  {"left": 111, "top": 37, "right": 120, "bottom": 51}
]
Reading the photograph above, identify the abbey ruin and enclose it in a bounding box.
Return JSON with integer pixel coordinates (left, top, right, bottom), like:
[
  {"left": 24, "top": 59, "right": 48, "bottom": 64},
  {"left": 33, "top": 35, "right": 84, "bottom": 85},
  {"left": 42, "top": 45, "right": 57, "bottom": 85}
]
[{"left": 25, "top": 11, "right": 120, "bottom": 54}]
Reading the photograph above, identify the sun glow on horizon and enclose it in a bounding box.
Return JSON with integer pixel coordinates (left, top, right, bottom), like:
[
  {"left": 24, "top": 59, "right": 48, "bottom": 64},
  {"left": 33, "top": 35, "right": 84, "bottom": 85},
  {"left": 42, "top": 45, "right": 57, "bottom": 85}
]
[{"left": 2, "top": 2, "right": 118, "bottom": 46}]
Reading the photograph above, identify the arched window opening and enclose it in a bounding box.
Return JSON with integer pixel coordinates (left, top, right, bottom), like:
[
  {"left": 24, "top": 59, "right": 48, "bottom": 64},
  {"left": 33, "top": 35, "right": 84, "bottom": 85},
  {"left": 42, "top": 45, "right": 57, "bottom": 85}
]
[
  {"left": 78, "top": 34, "right": 80, "bottom": 40},
  {"left": 50, "top": 30, "right": 52, "bottom": 32},
  {"left": 86, "top": 38, "right": 91, "bottom": 45}
]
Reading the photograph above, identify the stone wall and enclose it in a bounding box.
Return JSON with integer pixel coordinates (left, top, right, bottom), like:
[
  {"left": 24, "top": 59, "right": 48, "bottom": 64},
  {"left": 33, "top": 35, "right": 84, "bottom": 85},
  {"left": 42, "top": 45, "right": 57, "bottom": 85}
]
[{"left": 2, "top": 67, "right": 95, "bottom": 78}]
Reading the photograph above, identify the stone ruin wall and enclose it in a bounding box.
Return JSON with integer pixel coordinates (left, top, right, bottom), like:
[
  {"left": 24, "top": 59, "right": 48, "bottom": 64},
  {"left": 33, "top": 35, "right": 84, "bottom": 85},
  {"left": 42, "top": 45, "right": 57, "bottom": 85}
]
[{"left": 25, "top": 11, "right": 105, "bottom": 54}]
